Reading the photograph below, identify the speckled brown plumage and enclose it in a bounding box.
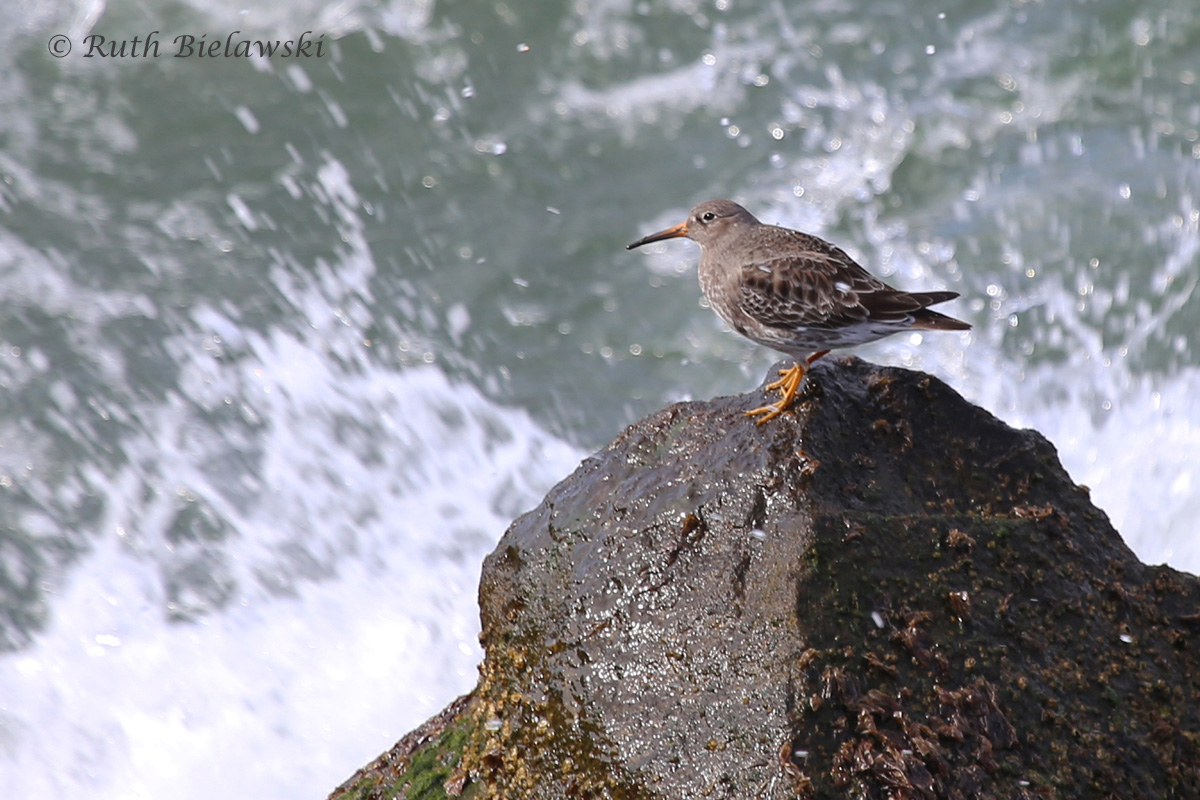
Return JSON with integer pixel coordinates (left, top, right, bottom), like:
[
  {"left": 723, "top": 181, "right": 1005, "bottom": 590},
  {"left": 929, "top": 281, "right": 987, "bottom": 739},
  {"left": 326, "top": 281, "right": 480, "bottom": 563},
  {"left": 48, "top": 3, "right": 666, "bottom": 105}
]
[{"left": 628, "top": 199, "right": 970, "bottom": 423}]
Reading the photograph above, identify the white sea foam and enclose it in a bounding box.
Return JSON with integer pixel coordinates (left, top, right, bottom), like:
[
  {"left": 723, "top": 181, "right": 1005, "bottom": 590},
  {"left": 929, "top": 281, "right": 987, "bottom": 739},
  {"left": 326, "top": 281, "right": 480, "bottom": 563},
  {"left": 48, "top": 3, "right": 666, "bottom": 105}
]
[
  {"left": 0, "top": 142, "right": 582, "bottom": 799},
  {"left": 0, "top": 364, "right": 581, "bottom": 800}
]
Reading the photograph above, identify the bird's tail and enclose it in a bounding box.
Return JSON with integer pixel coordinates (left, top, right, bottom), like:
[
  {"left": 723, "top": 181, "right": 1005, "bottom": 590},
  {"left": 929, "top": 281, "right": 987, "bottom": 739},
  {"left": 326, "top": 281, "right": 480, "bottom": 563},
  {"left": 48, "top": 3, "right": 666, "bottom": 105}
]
[{"left": 911, "top": 291, "right": 971, "bottom": 331}]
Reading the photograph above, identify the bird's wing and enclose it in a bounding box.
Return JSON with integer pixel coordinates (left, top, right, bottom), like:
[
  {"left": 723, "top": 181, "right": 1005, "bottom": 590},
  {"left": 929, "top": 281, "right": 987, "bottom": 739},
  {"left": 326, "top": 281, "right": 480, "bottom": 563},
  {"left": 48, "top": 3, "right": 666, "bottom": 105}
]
[{"left": 737, "top": 239, "right": 956, "bottom": 330}]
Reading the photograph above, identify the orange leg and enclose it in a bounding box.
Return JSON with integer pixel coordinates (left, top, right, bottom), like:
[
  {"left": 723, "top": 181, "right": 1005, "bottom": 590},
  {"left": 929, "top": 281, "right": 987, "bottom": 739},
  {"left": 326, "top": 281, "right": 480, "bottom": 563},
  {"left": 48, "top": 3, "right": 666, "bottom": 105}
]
[{"left": 745, "top": 351, "right": 830, "bottom": 425}]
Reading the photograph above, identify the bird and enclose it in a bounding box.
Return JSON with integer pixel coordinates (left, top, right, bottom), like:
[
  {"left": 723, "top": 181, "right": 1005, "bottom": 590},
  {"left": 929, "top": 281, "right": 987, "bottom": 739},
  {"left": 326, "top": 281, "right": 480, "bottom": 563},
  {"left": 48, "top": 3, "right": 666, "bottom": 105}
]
[{"left": 627, "top": 199, "right": 970, "bottom": 424}]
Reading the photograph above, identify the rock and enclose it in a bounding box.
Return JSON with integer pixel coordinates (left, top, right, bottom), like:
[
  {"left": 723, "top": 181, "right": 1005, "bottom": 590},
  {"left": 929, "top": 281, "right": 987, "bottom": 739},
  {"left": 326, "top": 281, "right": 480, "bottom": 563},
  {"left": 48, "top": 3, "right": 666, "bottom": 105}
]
[
  {"left": 332, "top": 356, "right": 1200, "bottom": 800},
  {"left": 330, "top": 693, "right": 474, "bottom": 800}
]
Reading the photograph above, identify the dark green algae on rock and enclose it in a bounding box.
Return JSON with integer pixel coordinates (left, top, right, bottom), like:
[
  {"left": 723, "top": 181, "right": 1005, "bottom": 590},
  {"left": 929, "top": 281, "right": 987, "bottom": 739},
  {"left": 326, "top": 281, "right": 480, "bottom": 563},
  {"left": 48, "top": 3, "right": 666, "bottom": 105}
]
[{"left": 332, "top": 356, "right": 1200, "bottom": 800}]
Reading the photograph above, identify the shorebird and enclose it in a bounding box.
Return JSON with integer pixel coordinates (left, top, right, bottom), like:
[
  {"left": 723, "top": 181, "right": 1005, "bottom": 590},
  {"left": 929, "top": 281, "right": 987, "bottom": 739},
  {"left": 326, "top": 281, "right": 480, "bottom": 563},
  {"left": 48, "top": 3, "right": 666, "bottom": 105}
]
[{"left": 628, "top": 199, "right": 970, "bottom": 423}]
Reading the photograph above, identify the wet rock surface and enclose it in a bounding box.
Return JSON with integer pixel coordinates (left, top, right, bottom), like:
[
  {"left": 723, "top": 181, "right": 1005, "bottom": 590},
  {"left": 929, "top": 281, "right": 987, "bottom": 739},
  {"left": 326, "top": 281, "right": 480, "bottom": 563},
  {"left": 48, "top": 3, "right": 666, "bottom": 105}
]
[
  {"left": 333, "top": 356, "right": 1200, "bottom": 800},
  {"left": 331, "top": 693, "right": 476, "bottom": 800}
]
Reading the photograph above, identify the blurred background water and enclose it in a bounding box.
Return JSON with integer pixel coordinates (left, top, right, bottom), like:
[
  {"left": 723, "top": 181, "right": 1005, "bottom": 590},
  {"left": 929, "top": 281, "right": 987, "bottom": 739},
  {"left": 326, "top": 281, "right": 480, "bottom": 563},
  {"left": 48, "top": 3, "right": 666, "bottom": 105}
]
[{"left": 1, "top": 0, "right": 1197, "bottom": 796}]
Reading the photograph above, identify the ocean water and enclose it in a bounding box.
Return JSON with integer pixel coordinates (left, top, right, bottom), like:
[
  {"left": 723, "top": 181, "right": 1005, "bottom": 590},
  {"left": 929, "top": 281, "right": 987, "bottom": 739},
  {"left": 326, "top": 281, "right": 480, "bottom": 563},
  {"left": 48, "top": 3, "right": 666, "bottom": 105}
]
[{"left": 1, "top": 0, "right": 1197, "bottom": 797}]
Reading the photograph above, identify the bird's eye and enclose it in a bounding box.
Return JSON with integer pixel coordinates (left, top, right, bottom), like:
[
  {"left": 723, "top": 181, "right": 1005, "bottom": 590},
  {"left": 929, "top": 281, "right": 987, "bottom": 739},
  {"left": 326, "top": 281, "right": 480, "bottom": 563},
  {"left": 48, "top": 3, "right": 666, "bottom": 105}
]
[{"left": 701, "top": 212, "right": 716, "bottom": 222}]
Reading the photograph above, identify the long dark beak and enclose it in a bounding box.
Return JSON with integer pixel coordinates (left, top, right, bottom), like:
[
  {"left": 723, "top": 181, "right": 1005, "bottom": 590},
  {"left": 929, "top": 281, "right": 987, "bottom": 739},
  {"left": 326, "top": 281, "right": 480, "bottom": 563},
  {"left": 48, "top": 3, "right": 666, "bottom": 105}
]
[{"left": 626, "top": 220, "right": 689, "bottom": 250}]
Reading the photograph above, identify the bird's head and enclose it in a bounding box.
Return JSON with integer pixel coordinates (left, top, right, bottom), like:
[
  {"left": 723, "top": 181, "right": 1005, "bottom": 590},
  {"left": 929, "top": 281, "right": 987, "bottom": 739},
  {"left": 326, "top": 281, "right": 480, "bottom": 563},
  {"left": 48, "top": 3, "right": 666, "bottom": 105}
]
[{"left": 626, "top": 199, "right": 759, "bottom": 251}]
